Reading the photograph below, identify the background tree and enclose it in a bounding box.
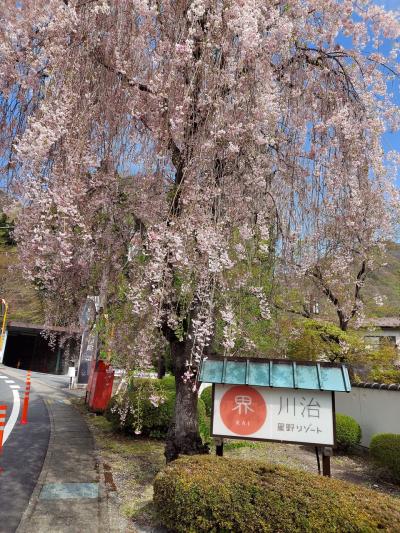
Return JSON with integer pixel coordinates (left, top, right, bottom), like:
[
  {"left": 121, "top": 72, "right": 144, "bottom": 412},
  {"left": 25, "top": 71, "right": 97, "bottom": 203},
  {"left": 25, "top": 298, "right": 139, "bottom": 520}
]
[
  {"left": 1, "top": 1, "right": 400, "bottom": 461},
  {"left": 276, "top": 178, "right": 398, "bottom": 331}
]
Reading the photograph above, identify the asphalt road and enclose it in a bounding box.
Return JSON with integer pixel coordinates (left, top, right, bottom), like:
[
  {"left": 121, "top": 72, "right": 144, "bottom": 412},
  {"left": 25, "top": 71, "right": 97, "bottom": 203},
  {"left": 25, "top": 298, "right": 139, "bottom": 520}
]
[{"left": 0, "top": 368, "right": 50, "bottom": 533}]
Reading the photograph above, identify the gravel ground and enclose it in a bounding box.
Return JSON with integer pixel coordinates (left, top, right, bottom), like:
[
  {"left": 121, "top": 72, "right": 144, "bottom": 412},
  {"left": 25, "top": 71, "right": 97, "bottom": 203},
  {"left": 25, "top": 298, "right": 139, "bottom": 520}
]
[{"left": 224, "top": 440, "right": 400, "bottom": 498}]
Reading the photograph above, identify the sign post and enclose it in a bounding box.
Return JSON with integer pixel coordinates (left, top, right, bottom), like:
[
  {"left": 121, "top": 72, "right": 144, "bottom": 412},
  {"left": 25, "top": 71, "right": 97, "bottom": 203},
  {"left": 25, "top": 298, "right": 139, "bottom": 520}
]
[
  {"left": 322, "top": 447, "right": 333, "bottom": 477},
  {"left": 199, "top": 357, "right": 352, "bottom": 478}
]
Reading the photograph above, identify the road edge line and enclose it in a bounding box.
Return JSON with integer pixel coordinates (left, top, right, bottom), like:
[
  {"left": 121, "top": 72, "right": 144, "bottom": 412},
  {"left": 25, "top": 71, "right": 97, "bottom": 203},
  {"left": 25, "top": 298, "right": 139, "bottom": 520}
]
[{"left": 3, "top": 388, "right": 21, "bottom": 444}]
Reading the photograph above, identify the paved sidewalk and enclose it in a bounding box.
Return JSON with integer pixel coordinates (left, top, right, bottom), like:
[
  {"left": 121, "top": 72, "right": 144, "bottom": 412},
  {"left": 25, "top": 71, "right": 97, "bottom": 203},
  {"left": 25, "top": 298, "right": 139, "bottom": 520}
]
[{"left": 1, "top": 367, "right": 111, "bottom": 533}]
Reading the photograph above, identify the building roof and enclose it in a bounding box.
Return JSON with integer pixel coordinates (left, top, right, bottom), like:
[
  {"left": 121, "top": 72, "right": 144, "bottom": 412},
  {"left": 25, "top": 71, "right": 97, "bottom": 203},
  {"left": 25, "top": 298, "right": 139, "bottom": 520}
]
[
  {"left": 359, "top": 317, "right": 400, "bottom": 329},
  {"left": 198, "top": 357, "right": 351, "bottom": 392},
  {"left": 353, "top": 382, "right": 400, "bottom": 390}
]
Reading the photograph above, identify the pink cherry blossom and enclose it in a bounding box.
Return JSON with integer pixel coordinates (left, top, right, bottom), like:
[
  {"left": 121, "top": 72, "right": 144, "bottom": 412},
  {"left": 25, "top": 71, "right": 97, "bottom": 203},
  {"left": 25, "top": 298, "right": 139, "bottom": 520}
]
[{"left": 1, "top": 0, "right": 399, "bottom": 459}]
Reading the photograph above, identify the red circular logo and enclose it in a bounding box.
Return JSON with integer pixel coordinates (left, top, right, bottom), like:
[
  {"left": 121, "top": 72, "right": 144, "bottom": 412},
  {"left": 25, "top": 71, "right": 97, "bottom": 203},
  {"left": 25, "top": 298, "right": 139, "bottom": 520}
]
[{"left": 220, "top": 385, "right": 267, "bottom": 435}]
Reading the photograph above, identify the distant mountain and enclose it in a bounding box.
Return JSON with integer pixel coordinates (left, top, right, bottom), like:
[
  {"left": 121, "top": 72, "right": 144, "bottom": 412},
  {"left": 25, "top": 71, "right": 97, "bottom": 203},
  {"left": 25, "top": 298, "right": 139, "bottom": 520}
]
[
  {"left": 0, "top": 190, "right": 398, "bottom": 326},
  {"left": 0, "top": 206, "right": 44, "bottom": 323},
  {"left": 0, "top": 242, "right": 44, "bottom": 322},
  {"left": 363, "top": 241, "right": 400, "bottom": 318}
]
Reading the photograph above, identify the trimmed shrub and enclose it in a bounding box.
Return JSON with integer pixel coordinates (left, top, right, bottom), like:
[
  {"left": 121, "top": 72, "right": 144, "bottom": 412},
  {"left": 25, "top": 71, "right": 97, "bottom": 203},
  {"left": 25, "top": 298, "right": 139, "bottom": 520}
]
[
  {"left": 335, "top": 413, "right": 361, "bottom": 451},
  {"left": 370, "top": 433, "right": 400, "bottom": 483},
  {"left": 106, "top": 376, "right": 209, "bottom": 442},
  {"left": 154, "top": 455, "right": 400, "bottom": 533},
  {"left": 200, "top": 386, "right": 212, "bottom": 417},
  {"left": 197, "top": 396, "right": 210, "bottom": 443},
  {"left": 160, "top": 373, "right": 176, "bottom": 392}
]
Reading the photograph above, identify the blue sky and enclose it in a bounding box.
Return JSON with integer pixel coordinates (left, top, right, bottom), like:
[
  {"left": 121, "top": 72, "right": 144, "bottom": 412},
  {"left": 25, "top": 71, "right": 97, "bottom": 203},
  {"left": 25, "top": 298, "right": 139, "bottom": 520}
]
[
  {"left": 377, "top": 0, "right": 399, "bottom": 10},
  {"left": 372, "top": 1, "right": 400, "bottom": 185},
  {"left": 1, "top": 1, "right": 399, "bottom": 189}
]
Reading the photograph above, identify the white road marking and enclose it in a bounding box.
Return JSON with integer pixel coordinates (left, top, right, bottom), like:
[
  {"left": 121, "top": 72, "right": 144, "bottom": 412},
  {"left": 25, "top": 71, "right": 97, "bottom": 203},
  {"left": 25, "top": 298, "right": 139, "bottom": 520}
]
[
  {"left": 10, "top": 385, "right": 20, "bottom": 389},
  {"left": 3, "top": 388, "right": 21, "bottom": 444},
  {"left": 5, "top": 380, "right": 14, "bottom": 384},
  {"left": 0, "top": 375, "right": 7, "bottom": 378}
]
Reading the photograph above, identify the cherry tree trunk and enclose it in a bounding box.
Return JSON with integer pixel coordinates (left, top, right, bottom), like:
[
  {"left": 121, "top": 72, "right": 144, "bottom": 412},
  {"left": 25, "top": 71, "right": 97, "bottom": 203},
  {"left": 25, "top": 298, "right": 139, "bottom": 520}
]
[
  {"left": 157, "top": 353, "right": 166, "bottom": 379},
  {"left": 164, "top": 339, "right": 209, "bottom": 462},
  {"left": 338, "top": 312, "right": 349, "bottom": 332}
]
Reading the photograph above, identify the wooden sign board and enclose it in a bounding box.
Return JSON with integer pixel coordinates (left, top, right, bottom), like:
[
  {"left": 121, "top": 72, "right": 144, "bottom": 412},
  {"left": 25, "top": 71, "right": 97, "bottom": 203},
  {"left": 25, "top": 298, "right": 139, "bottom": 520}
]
[{"left": 212, "top": 384, "right": 335, "bottom": 446}]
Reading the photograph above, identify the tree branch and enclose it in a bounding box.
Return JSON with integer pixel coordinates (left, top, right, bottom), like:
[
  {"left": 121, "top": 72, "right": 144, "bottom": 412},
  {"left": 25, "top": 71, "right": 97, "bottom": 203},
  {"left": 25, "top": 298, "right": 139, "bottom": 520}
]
[
  {"left": 349, "top": 259, "right": 367, "bottom": 320},
  {"left": 308, "top": 265, "right": 349, "bottom": 329},
  {"left": 92, "top": 50, "right": 155, "bottom": 96},
  {"left": 272, "top": 301, "right": 311, "bottom": 318}
]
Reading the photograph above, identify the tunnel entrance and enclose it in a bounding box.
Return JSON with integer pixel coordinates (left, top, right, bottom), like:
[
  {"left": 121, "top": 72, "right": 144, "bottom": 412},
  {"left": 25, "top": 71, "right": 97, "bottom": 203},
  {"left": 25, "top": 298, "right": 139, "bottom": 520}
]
[{"left": 2, "top": 321, "right": 80, "bottom": 374}]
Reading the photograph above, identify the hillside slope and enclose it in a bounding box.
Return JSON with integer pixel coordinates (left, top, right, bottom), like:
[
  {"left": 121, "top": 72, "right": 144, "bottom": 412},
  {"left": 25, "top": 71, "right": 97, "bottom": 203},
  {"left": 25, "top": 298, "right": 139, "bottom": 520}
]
[
  {"left": 0, "top": 224, "right": 44, "bottom": 323},
  {"left": 0, "top": 214, "right": 398, "bottom": 325},
  {"left": 363, "top": 242, "right": 400, "bottom": 318},
  {"left": 0, "top": 245, "right": 44, "bottom": 322}
]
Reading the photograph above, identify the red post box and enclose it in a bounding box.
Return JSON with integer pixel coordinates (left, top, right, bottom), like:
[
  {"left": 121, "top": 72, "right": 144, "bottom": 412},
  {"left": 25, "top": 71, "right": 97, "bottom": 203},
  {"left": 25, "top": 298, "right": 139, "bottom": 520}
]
[{"left": 88, "top": 361, "right": 115, "bottom": 413}]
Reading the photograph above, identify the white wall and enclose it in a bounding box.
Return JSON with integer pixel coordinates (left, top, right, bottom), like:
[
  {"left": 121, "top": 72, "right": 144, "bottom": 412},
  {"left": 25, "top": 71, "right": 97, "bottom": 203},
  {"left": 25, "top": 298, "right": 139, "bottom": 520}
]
[
  {"left": 363, "top": 328, "right": 400, "bottom": 348},
  {"left": 335, "top": 386, "right": 400, "bottom": 447}
]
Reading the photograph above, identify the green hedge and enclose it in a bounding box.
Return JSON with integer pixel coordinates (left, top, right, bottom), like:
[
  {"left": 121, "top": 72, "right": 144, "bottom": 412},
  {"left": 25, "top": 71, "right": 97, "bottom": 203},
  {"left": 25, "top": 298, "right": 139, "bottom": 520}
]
[
  {"left": 154, "top": 456, "right": 400, "bottom": 532},
  {"left": 335, "top": 413, "right": 361, "bottom": 451},
  {"left": 370, "top": 433, "right": 400, "bottom": 483},
  {"left": 106, "top": 376, "right": 209, "bottom": 442},
  {"left": 159, "top": 373, "right": 176, "bottom": 391},
  {"left": 200, "top": 386, "right": 212, "bottom": 417}
]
